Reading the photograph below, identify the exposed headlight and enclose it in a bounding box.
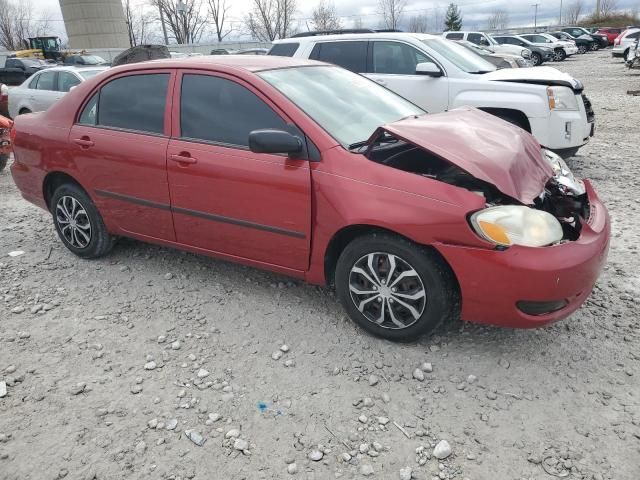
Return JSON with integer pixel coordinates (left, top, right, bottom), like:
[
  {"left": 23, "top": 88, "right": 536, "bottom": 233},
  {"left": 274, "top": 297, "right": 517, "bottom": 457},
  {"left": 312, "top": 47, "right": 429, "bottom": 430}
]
[
  {"left": 521, "top": 48, "right": 532, "bottom": 58},
  {"left": 543, "top": 149, "right": 585, "bottom": 195},
  {"left": 547, "top": 86, "right": 579, "bottom": 111},
  {"left": 516, "top": 58, "right": 532, "bottom": 67},
  {"left": 470, "top": 206, "right": 563, "bottom": 247}
]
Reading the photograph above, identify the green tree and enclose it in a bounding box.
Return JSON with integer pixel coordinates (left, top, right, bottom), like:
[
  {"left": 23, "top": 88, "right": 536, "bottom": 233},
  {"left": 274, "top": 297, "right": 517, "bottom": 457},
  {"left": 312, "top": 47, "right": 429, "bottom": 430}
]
[{"left": 444, "top": 3, "right": 463, "bottom": 31}]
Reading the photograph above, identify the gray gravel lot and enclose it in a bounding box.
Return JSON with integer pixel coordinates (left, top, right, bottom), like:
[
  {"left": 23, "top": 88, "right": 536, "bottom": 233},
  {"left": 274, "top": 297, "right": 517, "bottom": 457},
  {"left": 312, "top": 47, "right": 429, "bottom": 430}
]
[{"left": 1, "top": 50, "right": 639, "bottom": 480}]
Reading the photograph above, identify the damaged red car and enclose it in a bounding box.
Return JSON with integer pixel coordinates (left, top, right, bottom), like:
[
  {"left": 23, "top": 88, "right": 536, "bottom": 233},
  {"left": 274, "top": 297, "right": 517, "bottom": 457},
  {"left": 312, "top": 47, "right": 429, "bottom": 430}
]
[{"left": 10, "top": 56, "right": 610, "bottom": 340}]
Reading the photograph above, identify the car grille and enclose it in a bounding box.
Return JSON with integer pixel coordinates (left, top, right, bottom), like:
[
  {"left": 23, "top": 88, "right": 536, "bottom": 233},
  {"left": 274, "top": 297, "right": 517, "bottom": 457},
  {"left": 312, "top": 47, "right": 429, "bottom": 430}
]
[{"left": 581, "top": 94, "right": 595, "bottom": 123}]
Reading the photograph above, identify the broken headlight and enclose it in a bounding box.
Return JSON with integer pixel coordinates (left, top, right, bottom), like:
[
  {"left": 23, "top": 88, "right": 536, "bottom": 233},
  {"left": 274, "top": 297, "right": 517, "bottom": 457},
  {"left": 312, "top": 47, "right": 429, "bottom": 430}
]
[
  {"left": 470, "top": 206, "right": 563, "bottom": 247},
  {"left": 543, "top": 149, "right": 585, "bottom": 195}
]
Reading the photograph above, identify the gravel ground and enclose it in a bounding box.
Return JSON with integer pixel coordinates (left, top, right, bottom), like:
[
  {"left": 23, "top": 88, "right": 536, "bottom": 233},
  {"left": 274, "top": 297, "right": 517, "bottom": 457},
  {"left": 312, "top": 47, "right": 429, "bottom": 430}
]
[{"left": 1, "top": 50, "right": 639, "bottom": 480}]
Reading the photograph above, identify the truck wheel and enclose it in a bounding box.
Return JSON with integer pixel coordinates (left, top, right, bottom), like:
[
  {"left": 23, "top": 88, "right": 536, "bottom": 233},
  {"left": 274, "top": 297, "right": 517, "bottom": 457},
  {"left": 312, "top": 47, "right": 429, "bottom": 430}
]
[
  {"left": 0, "top": 154, "right": 7, "bottom": 172},
  {"left": 578, "top": 45, "right": 588, "bottom": 54},
  {"left": 553, "top": 49, "right": 567, "bottom": 61},
  {"left": 335, "top": 232, "right": 459, "bottom": 342},
  {"left": 51, "top": 183, "right": 114, "bottom": 259},
  {"left": 531, "top": 52, "right": 542, "bottom": 66}
]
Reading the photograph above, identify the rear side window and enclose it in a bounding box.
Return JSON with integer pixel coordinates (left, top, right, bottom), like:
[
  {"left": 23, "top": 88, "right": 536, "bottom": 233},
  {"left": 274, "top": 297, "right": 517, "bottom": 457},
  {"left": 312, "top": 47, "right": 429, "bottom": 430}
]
[
  {"left": 310, "top": 41, "right": 367, "bottom": 72},
  {"left": 95, "top": 74, "right": 169, "bottom": 134},
  {"left": 268, "top": 43, "right": 299, "bottom": 57},
  {"left": 467, "top": 33, "right": 482, "bottom": 44},
  {"left": 58, "top": 71, "right": 81, "bottom": 92},
  {"left": 629, "top": 31, "right": 640, "bottom": 39},
  {"left": 180, "top": 74, "right": 287, "bottom": 147},
  {"left": 445, "top": 33, "right": 464, "bottom": 40}
]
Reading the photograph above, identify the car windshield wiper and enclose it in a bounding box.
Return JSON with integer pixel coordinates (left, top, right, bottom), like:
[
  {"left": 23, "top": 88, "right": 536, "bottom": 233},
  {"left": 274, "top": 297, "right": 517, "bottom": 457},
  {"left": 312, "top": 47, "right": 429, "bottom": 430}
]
[{"left": 348, "top": 140, "right": 369, "bottom": 150}]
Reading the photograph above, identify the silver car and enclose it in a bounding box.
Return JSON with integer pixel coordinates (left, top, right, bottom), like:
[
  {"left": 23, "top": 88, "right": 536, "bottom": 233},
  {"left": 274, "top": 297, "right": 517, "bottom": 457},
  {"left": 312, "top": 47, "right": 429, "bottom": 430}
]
[{"left": 8, "top": 66, "right": 108, "bottom": 118}]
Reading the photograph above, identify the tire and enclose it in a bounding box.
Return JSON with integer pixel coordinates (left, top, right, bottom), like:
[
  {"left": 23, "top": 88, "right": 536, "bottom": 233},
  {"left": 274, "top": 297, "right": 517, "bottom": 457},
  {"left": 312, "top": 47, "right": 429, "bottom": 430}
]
[
  {"left": 531, "top": 52, "right": 542, "bottom": 66},
  {"left": 592, "top": 43, "right": 600, "bottom": 51},
  {"left": 335, "top": 233, "right": 459, "bottom": 342},
  {"left": 578, "top": 45, "right": 588, "bottom": 54},
  {"left": 50, "top": 183, "right": 114, "bottom": 259},
  {"left": 0, "top": 154, "right": 7, "bottom": 172},
  {"left": 553, "top": 49, "right": 566, "bottom": 61},
  {"left": 624, "top": 48, "right": 630, "bottom": 61}
]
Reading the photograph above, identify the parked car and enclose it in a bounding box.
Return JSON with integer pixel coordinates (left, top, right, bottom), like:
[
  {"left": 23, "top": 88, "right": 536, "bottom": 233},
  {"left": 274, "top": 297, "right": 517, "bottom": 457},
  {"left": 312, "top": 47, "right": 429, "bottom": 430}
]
[
  {"left": 0, "top": 57, "right": 52, "bottom": 86},
  {"left": 443, "top": 31, "right": 532, "bottom": 58},
  {"left": 612, "top": 28, "right": 640, "bottom": 58},
  {"left": 625, "top": 37, "right": 640, "bottom": 68},
  {"left": 454, "top": 40, "right": 529, "bottom": 68},
  {"left": 561, "top": 27, "right": 608, "bottom": 49},
  {"left": 235, "top": 48, "right": 269, "bottom": 55},
  {"left": 0, "top": 83, "right": 8, "bottom": 117},
  {"left": 596, "top": 27, "right": 623, "bottom": 45},
  {"left": 491, "top": 35, "right": 555, "bottom": 66},
  {"left": 271, "top": 31, "right": 595, "bottom": 157},
  {"left": 9, "top": 56, "right": 610, "bottom": 340},
  {"left": 210, "top": 48, "right": 231, "bottom": 55},
  {"left": 64, "top": 55, "right": 109, "bottom": 66},
  {"left": 518, "top": 33, "right": 578, "bottom": 61},
  {"left": 8, "top": 66, "right": 108, "bottom": 117},
  {"left": 548, "top": 31, "right": 594, "bottom": 54},
  {"left": 111, "top": 44, "right": 170, "bottom": 67}
]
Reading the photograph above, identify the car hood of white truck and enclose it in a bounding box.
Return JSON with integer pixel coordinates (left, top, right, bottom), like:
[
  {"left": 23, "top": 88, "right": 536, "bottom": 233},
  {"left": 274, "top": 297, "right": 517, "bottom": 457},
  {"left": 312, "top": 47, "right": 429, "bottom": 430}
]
[
  {"left": 492, "top": 44, "right": 526, "bottom": 56},
  {"left": 481, "top": 66, "right": 582, "bottom": 91}
]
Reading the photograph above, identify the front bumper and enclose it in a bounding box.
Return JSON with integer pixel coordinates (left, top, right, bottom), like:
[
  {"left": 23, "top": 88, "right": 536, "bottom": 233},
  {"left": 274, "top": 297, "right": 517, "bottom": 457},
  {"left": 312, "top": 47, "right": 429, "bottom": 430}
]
[
  {"left": 529, "top": 94, "right": 594, "bottom": 150},
  {"left": 565, "top": 46, "right": 579, "bottom": 55},
  {"left": 435, "top": 181, "right": 609, "bottom": 328}
]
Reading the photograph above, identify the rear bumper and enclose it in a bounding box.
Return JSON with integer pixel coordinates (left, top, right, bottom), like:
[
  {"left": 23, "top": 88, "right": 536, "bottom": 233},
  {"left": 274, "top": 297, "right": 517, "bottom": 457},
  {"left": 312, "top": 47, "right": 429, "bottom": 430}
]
[
  {"left": 612, "top": 45, "right": 628, "bottom": 57},
  {"left": 435, "top": 181, "right": 610, "bottom": 328}
]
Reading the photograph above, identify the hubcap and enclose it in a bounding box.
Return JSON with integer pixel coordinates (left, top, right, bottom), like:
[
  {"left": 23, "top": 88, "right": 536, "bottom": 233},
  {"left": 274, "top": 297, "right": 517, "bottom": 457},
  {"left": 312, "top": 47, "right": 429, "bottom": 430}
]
[
  {"left": 348, "top": 252, "right": 426, "bottom": 330},
  {"left": 56, "top": 195, "right": 92, "bottom": 249}
]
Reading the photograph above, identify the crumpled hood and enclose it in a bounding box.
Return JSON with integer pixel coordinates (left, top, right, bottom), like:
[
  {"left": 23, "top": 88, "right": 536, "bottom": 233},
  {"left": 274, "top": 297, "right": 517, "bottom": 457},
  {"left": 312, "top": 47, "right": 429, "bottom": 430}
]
[
  {"left": 481, "top": 66, "right": 582, "bottom": 90},
  {"left": 381, "top": 107, "right": 553, "bottom": 204}
]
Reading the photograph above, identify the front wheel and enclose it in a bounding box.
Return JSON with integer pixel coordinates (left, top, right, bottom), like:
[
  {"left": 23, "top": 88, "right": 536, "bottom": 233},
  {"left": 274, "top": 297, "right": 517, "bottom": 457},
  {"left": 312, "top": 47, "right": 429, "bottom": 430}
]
[
  {"left": 0, "top": 154, "right": 7, "bottom": 172},
  {"left": 51, "top": 183, "right": 114, "bottom": 259},
  {"left": 553, "top": 49, "right": 567, "bottom": 61},
  {"left": 531, "top": 52, "right": 542, "bottom": 66},
  {"left": 335, "top": 233, "right": 459, "bottom": 341}
]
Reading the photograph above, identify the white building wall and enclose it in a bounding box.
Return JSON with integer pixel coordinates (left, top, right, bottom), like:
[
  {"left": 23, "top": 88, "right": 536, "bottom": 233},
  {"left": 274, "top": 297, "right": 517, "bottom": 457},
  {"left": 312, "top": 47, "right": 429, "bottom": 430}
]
[{"left": 59, "top": 0, "right": 130, "bottom": 49}]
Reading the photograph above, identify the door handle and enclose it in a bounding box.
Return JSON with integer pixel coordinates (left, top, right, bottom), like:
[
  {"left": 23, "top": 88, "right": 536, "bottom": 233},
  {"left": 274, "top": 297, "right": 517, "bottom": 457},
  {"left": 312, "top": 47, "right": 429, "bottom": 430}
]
[
  {"left": 73, "top": 137, "right": 94, "bottom": 148},
  {"left": 170, "top": 153, "right": 197, "bottom": 165}
]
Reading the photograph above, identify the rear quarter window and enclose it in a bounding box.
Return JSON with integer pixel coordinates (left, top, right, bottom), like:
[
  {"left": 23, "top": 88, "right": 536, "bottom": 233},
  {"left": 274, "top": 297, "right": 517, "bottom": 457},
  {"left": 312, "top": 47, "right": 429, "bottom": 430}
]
[
  {"left": 309, "top": 41, "right": 367, "bottom": 73},
  {"left": 268, "top": 43, "right": 299, "bottom": 57}
]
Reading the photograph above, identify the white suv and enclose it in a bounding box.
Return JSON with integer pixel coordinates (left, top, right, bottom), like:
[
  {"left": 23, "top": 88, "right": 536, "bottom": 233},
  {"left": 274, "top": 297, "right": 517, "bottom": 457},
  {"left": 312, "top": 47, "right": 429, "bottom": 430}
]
[
  {"left": 519, "top": 33, "right": 578, "bottom": 61},
  {"left": 270, "top": 31, "right": 595, "bottom": 158},
  {"left": 613, "top": 28, "right": 640, "bottom": 59}
]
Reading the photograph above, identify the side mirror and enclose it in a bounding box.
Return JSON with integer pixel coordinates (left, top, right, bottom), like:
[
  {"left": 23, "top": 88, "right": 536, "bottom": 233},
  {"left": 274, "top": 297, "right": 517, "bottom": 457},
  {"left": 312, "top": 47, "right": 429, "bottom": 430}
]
[
  {"left": 249, "top": 129, "right": 303, "bottom": 156},
  {"left": 415, "top": 62, "right": 443, "bottom": 77}
]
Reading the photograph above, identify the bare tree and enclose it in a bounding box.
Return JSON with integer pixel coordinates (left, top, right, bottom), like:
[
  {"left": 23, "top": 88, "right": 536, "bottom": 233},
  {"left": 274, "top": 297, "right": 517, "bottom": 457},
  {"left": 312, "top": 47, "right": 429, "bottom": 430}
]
[
  {"left": 208, "top": 0, "right": 232, "bottom": 42},
  {"left": 311, "top": 0, "right": 341, "bottom": 31},
  {"left": 378, "top": 0, "right": 407, "bottom": 30},
  {"left": 0, "top": 0, "right": 54, "bottom": 51},
  {"left": 150, "top": 0, "right": 209, "bottom": 44},
  {"left": 245, "top": 0, "right": 297, "bottom": 41},
  {"left": 487, "top": 9, "right": 509, "bottom": 29},
  {"left": 599, "top": 0, "right": 618, "bottom": 17},
  {"left": 124, "top": 0, "right": 155, "bottom": 46},
  {"left": 565, "top": 0, "right": 584, "bottom": 23},
  {"left": 408, "top": 14, "right": 429, "bottom": 33}
]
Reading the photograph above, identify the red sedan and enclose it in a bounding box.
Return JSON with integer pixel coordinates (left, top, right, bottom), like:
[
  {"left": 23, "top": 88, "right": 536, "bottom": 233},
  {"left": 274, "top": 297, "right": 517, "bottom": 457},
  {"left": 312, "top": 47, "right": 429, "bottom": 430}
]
[{"left": 10, "top": 56, "right": 609, "bottom": 340}]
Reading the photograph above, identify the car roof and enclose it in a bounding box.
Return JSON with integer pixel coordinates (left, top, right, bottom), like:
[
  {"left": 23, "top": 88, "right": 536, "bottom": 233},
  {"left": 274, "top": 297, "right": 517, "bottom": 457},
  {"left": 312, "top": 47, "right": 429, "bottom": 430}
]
[
  {"left": 272, "top": 32, "right": 438, "bottom": 44},
  {"left": 109, "top": 55, "right": 327, "bottom": 73},
  {"left": 39, "top": 65, "right": 110, "bottom": 73}
]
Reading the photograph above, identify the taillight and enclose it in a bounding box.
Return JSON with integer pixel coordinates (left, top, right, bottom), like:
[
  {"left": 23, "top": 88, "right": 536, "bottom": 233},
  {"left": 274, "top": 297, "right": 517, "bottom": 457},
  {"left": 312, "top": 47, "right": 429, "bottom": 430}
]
[{"left": 0, "top": 83, "right": 7, "bottom": 101}]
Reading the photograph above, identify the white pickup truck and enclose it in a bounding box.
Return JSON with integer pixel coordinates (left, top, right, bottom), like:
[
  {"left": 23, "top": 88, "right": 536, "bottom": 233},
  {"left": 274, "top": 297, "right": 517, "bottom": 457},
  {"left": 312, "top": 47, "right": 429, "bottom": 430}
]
[{"left": 269, "top": 31, "right": 595, "bottom": 158}]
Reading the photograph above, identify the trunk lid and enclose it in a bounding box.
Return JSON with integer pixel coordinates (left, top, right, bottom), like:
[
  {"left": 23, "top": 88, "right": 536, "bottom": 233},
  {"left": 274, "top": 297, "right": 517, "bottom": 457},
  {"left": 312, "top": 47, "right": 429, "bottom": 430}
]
[{"left": 380, "top": 107, "right": 552, "bottom": 204}]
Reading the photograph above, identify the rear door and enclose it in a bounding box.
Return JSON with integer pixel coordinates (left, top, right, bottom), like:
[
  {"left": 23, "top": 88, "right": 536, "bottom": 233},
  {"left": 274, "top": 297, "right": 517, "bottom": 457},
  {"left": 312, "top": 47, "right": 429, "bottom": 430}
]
[
  {"left": 30, "top": 70, "right": 58, "bottom": 111},
  {"left": 69, "top": 70, "right": 176, "bottom": 241},
  {"left": 166, "top": 70, "right": 311, "bottom": 271}
]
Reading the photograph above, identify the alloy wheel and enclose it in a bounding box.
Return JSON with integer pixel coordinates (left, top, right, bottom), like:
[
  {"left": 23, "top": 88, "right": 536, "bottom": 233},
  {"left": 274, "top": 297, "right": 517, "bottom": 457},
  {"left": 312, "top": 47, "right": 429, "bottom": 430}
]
[
  {"left": 56, "top": 195, "right": 92, "bottom": 249},
  {"left": 578, "top": 45, "right": 587, "bottom": 54},
  {"left": 348, "top": 252, "right": 426, "bottom": 330}
]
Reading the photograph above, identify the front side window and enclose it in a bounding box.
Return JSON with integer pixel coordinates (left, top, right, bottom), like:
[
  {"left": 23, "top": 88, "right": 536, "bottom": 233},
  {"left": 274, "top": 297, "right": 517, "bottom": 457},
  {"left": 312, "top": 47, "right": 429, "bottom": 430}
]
[
  {"left": 180, "top": 74, "right": 287, "bottom": 147},
  {"left": 58, "top": 71, "right": 81, "bottom": 92},
  {"left": 310, "top": 41, "right": 367, "bottom": 73},
  {"left": 268, "top": 43, "right": 299, "bottom": 57},
  {"left": 35, "top": 71, "right": 56, "bottom": 91},
  {"left": 96, "top": 74, "right": 169, "bottom": 134},
  {"left": 371, "top": 41, "right": 430, "bottom": 75},
  {"left": 258, "top": 65, "right": 423, "bottom": 148},
  {"left": 467, "top": 33, "right": 486, "bottom": 45},
  {"left": 445, "top": 33, "right": 464, "bottom": 40}
]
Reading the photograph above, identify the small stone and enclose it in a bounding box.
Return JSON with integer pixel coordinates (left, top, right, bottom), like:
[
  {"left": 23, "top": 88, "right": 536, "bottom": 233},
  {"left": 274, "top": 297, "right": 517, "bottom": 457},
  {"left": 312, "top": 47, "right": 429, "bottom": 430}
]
[
  {"left": 130, "top": 384, "right": 143, "bottom": 394},
  {"left": 164, "top": 273, "right": 173, "bottom": 280},
  {"left": 4, "top": 366, "right": 16, "bottom": 374},
  {"left": 272, "top": 351, "right": 283, "bottom": 360},
  {"left": 308, "top": 449, "right": 323, "bottom": 461},
  {"left": 486, "top": 391, "right": 498, "bottom": 400},
  {"left": 342, "top": 452, "right": 352, "bottom": 462},
  {"left": 233, "top": 438, "right": 249, "bottom": 451},
  {"left": 157, "top": 335, "right": 166, "bottom": 343},
  {"left": 363, "top": 397, "right": 374, "bottom": 407},
  {"left": 377, "top": 416, "right": 390, "bottom": 425},
  {"left": 360, "top": 464, "right": 374, "bottom": 476},
  {"left": 197, "top": 368, "right": 209, "bottom": 378},
  {"left": 225, "top": 429, "right": 241, "bottom": 438},
  {"left": 171, "top": 341, "right": 181, "bottom": 350},
  {"left": 287, "top": 463, "right": 298, "bottom": 474},
  {"left": 284, "top": 359, "right": 296, "bottom": 367},
  {"left": 70, "top": 382, "right": 86, "bottom": 395},
  {"left": 369, "top": 375, "right": 379, "bottom": 386},
  {"left": 420, "top": 362, "right": 433, "bottom": 373},
  {"left": 10, "top": 306, "right": 24, "bottom": 314},
  {"left": 135, "top": 440, "right": 147, "bottom": 455},
  {"left": 467, "top": 374, "right": 477, "bottom": 384},
  {"left": 186, "top": 430, "right": 206, "bottom": 446},
  {"left": 144, "top": 361, "right": 157, "bottom": 370},
  {"left": 148, "top": 418, "right": 158, "bottom": 429},
  {"left": 413, "top": 368, "right": 425, "bottom": 381},
  {"left": 433, "top": 440, "right": 452, "bottom": 459},
  {"left": 498, "top": 358, "right": 510, "bottom": 369},
  {"left": 166, "top": 419, "right": 178, "bottom": 430},
  {"left": 400, "top": 467, "right": 413, "bottom": 480},
  {"left": 358, "top": 414, "right": 368, "bottom": 423},
  {"left": 280, "top": 344, "right": 290, "bottom": 352},
  {"left": 0, "top": 381, "right": 6, "bottom": 398},
  {"left": 208, "top": 413, "right": 221, "bottom": 422}
]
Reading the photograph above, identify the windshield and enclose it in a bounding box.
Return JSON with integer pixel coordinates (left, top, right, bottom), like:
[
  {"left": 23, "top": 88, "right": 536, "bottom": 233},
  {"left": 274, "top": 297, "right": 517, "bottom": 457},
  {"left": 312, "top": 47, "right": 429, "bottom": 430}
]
[
  {"left": 258, "top": 66, "right": 423, "bottom": 148},
  {"left": 82, "top": 56, "right": 106, "bottom": 64},
  {"left": 422, "top": 38, "right": 496, "bottom": 73},
  {"left": 78, "top": 69, "right": 104, "bottom": 80},
  {"left": 486, "top": 35, "right": 499, "bottom": 46}
]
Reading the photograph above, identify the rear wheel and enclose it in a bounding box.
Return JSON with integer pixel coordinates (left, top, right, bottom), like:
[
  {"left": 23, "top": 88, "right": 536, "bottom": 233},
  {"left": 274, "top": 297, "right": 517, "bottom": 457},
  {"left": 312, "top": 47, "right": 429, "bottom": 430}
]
[
  {"left": 578, "top": 45, "right": 588, "bottom": 54},
  {"left": 51, "top": 183, "right": 114, "bottom": 259},
  {"left": 553, "top": 48, "right": 567, "bottom": 61},
  {"left": 335, "top": 233, "right": 459, "bottom": 341},
  {"left": 592, "top": 43, "right": 600, "bottom": 51},
  {"left": 531, "top": 52, "right": 542, "bottom": 66},
  {"left": 0, "top": 154, "right": 7, "bottom": 172}
]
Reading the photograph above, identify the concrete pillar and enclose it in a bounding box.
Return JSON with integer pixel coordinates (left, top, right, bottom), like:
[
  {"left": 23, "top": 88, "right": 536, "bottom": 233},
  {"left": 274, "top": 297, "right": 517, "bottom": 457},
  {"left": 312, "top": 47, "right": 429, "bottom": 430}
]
[{"left": 59, "top": 0, "right": 130, "bottom": 49}]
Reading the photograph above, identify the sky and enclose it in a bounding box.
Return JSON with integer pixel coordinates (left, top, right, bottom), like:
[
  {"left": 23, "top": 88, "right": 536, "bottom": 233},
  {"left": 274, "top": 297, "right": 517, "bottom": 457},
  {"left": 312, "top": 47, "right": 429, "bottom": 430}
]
[{"left": 34, "top": 0, "right": 640, "bottom": 43}]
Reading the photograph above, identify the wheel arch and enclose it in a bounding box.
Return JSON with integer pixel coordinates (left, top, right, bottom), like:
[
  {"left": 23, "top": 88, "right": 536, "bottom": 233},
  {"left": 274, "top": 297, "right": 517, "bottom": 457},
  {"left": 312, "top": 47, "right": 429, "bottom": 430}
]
[
  {"left": 42, "top": 171, "right": 88, "bottom": 212},
  {"left": 477, "top": 107, "right": 532, "bottom": 132}
]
